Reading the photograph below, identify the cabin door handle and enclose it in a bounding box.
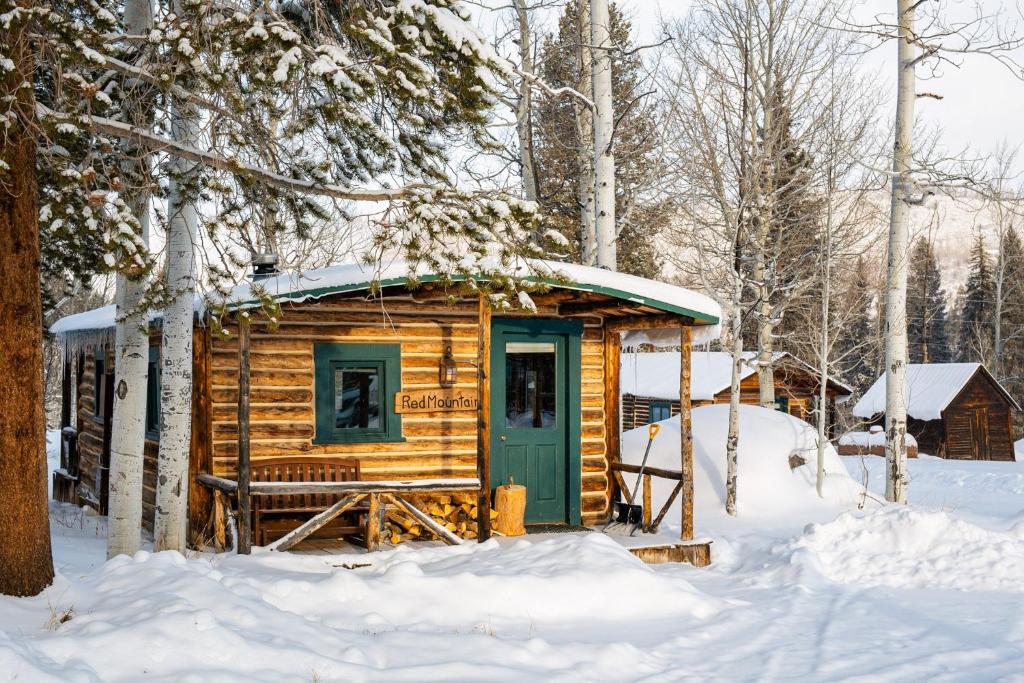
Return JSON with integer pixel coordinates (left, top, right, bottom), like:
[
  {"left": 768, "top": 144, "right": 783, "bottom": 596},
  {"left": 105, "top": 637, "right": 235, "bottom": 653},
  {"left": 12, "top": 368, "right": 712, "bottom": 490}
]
[{"left": 500, "top": 435, "right": 507, "bottom": 441}]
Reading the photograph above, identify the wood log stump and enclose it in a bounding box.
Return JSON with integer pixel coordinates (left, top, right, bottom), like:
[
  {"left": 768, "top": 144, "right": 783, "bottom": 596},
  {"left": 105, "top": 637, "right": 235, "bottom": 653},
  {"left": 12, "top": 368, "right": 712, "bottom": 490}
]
[{"left": 494, "top": 483, "right": 526, "bottom": 536}]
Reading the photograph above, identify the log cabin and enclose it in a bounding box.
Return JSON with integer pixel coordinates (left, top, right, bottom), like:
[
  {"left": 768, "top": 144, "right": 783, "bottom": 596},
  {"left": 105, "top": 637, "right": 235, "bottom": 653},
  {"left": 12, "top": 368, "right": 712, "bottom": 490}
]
[
  {"left": 852, "top": 363, "right": 1019, "bottom": 460},
  {"left": 620, "top": 351, "right": 853, "bottom": 434},
  {"left": 51, "top": 260, "right": 722, "bottom": 561}
]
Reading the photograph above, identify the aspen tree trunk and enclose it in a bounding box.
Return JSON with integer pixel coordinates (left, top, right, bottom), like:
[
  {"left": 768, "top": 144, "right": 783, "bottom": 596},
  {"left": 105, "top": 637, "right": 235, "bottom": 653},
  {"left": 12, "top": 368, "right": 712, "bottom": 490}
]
[
  {"left": 576, "top": 1, "right": 596, "bottom": 265},
  {"left": 884, "top": 0, "right": 915, "bottom": 504},
  {"left": 816, "top": 201, "right": 833, "bottom": 498},
  {"left": 726, "top": 278, "right": 743, "bottom": 516},
  {"left": 512, "top": 0, "right": 537, "bottom": 203},
  {"left": 0, "top": 0, "right": 55, "bottom": 595},
  {"left": 591, "top": 0, "right": 616, "bottom": 269},
  {"left": 155, "top": 98, "right": 199, "bottom": 552},
  {"left": 756, "top": 315, "right": 776, "bottom": 409},
  {"left": 106, "top": 0, "right": 153, "bottom": 559}
]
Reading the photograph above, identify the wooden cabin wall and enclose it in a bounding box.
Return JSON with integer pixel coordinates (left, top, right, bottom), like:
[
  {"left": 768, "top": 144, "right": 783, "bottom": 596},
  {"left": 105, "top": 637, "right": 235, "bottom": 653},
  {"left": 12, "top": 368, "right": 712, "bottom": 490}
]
[
  {"left": 75, "top": 352, "right": 105, "bottom": 510},
  {"left": 73, "top": 345, "right": 161, "bottom": 529},
  {"left": 942, "top": 375, "right": 1015, "bottom": 461},
  {"left": 204, "top": 293, "right": 613, "bottom": 529}
]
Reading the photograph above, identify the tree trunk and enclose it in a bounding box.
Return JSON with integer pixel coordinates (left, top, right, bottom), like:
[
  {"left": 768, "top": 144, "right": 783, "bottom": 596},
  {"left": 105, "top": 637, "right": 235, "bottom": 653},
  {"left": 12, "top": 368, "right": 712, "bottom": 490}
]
[
  {"left": 884, "top": 0, "right": 915, "bottom": 504},
  {"left": 512, "top": 0, "right": 537, "bottom": 204},
  {"left": 756, "top": 315, "right": 776, "bottom": 409},
  {"left": 154, "top": 97, "right": 199, "bottom": 552},
  {"left": 0, "top": 2, "right": 55, "bottom": 595},
  {"left": 591, "top": 0, "right": 616, "bottom": 269},
  {"left": 106, "top": 0, "right": 153, "bottom": 560},
  {"left": 575, "top": 1, "right": 596, "bottom": 265},
  {"left": 816, "top": 194, "right": 833, "bottom": 498},
  {"left": 726, "top": 278, "right": 743, "bottom": 516}
]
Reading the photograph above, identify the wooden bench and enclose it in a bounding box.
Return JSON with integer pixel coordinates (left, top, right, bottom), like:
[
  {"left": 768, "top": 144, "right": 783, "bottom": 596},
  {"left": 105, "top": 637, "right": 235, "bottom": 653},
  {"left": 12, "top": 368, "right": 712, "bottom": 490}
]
[{"left": 250, "top": 457, "right": 362, "bottom": 546}]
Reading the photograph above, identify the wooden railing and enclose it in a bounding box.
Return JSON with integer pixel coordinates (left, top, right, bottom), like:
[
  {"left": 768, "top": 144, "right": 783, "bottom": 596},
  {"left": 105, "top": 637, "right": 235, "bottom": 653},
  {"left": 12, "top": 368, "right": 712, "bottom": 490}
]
[
  {"left": 608, "top": 462, "right": 684, "bottom": 534},
  {"left": 196, "top": 474, "right": 482, "bottom": 552}
]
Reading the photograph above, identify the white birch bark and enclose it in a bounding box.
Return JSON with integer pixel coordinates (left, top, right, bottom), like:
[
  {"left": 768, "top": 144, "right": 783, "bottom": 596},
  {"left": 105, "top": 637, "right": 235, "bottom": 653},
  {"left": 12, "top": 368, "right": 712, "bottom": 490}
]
[
  {"left": 106, "top": 225, "right": 150, "bottom": 559},
  {"left": 726, "top": 278, "right": 742, "bottom": 516},
  {"left": 512, "top": 0, "right": 537, "bottom": 203},
  {"left": 576, "top": 1, "right": 596, "bottom": 265},
  {"left": 590, "top": 0, "right": 616, "bottom": 269},
  {"left": 884, "top": 0, "right": 915, "bottom": 504},
  {"left": 816, "top": 199, "right": 833, "bottom": 498},
  {"left": 106, "top": 0, "right": 152, "bottom": 559},
  {"left": 154, "top": 97, "right": 199, "bottom": 552}
]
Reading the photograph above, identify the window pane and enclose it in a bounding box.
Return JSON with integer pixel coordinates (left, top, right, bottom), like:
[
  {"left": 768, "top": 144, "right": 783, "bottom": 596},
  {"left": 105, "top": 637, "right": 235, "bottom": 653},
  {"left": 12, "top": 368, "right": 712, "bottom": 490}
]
[
  {"left": 506, "top": 349, "right": 556, "bottom": 428},
  {"left": 335, "top": 367, "right": 380, "bottom": 429},
  {"left": 650, "top": 403, "right": 670, "bottom": 423}
]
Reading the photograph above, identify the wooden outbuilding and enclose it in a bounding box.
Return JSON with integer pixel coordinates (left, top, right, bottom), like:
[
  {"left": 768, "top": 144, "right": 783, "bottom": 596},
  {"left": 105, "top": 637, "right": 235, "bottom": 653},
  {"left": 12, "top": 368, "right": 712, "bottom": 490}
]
[
  {"left": 620, "top": 351, "right": 852, "bottom": 434},
  {"left": 853, "top": 363, "right": 1019, "bottom": 460},
  {"left": 52, "top": 260, "right": 722, "bottom": 559}
]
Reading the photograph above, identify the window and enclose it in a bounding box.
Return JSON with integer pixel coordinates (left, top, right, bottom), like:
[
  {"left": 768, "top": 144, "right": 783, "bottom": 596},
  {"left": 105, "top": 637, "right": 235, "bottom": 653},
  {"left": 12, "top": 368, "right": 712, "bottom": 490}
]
[
  {"left": 505, "top": 342, "right": 557, "bottom": 429},
  {"left": 775, "top": 396, "right": 789, "bottom": 413},
  {"left": 649, "top": 401, "right": 671, "bottom": 424},
  {"left": 314, "top": 343, "right": 403, "bottom": 444},
  {"left": 93, "top": 348, "right": 106, "bottom": 420},
  {"left": 145, "top": 345, "right": 161, "bottom": 438}
]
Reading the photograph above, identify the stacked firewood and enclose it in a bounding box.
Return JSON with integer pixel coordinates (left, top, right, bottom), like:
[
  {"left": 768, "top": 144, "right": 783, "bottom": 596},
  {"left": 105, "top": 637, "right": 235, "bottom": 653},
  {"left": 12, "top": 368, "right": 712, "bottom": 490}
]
[{"left": 385, "top": 492, "right": 498, "bottom": 544}]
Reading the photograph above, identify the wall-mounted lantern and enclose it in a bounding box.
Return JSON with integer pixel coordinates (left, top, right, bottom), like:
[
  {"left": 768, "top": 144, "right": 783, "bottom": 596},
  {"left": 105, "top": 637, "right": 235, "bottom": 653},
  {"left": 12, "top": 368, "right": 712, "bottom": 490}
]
[{"left": 439, "top": 345, "right": 458, "bottom": 387}]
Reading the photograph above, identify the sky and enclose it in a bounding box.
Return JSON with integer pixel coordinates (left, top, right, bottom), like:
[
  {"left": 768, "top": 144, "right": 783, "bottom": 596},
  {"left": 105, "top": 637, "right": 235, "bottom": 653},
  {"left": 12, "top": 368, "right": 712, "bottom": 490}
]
[{"left": 618, "top": 0, "right": 1024, "bottom": 172}]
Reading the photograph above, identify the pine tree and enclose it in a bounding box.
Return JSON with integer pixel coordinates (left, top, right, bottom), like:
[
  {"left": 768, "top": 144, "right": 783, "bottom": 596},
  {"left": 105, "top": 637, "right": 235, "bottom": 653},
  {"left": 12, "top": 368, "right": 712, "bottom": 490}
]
[
  {"left": 996, "top": 226, "right": 1024, "bottom": 398},
  {"left": 534, "top": 0, "right": 665, "bottom": 277},
  {"left": 0, "top": 0, "right": 55, "bottom": 596},
  {"left": 957, "top": 233, "right": 996, "bottom": 363},
  {"left": 906, "top": 237, "right": 951, "bottom": 363}
]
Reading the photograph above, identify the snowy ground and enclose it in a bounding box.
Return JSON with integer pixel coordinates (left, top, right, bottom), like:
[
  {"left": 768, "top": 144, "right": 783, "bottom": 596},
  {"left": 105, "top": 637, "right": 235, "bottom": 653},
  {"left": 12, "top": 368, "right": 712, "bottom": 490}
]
[{"left": 3, "top": 421, "right": 1024, "bottom": 681}]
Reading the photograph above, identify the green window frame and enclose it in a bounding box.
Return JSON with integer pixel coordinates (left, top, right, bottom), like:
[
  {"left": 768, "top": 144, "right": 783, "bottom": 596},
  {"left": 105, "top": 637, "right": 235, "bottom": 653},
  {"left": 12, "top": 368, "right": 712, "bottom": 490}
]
[
  {"left": 649, "top": 400, "right": 671, "bottom": 424},
  {"left": 314, "top": 343, "right": 403, "bottom": 444},
  {"left": 145, "top": 345, "right": 161, "bottom": 439}
]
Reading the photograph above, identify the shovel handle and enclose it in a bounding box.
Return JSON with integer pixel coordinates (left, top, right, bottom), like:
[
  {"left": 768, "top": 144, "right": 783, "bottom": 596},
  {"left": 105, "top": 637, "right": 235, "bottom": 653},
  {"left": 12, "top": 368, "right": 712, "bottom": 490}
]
[{"left": 648, "top": 423, "right": 660, "bottom": 440}]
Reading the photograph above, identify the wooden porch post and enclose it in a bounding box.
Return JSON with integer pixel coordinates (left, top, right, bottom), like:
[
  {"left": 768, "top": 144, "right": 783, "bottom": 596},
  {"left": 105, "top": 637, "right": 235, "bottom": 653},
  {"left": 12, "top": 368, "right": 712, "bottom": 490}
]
[
  {"left": 603, "top": 327, "right": 621, "bottom": 521},
  {"left": 680, "top": 326, "right": 694, "bottom": 540},
  {"left": 236, "top": 318, "right": 252, "bottom": 554},
  {"left": 475, "top": 294, "right": 492, "bottom": 541}
]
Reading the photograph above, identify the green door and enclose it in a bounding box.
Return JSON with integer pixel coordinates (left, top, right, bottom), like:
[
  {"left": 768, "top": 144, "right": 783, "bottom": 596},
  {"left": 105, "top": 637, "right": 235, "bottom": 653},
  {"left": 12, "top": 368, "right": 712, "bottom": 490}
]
[{"left": 490, "top": 319, "right": 582, "bottom": 525}]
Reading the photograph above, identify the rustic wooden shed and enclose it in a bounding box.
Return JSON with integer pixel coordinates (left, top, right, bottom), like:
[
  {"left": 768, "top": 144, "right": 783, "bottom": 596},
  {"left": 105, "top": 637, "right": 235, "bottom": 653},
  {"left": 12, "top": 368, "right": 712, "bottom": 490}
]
[
  {"left": 620, "top": 351, "right": 852, "bottom": 434},
  {"left": 52, "top": 260, "right": 722, "bottom": 560},
  {"left": 853, "top": 363, "right": 1019, "bottom": 460}
]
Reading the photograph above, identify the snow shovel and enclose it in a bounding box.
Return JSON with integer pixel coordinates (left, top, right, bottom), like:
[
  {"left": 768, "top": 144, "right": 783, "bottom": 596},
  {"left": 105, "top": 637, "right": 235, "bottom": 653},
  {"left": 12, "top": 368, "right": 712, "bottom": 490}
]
[{"left": 606, "top": 422, "right": 660, "bottom": 534}]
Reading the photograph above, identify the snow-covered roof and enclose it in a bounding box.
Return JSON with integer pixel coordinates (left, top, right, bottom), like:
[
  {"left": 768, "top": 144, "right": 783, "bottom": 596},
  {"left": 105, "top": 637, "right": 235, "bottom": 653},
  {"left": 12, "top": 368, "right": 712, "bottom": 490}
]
[
  {"left": 853, "top": 363, "right": 1020, "bottom": 421},
  {"left": 228, "top": 259, "right": 721, "bottom": 328},
  {"left": 621, "top": 351, "right": 854, "bottom": 402},
  {"left": 50, "top": 304, "right": 118, "bottom": 335},
  {"left": 838, "top": 430, "right": 918, "bottom": 448},
  {"left": 49, "top": 260, "right": 722, "bottom": 344}
]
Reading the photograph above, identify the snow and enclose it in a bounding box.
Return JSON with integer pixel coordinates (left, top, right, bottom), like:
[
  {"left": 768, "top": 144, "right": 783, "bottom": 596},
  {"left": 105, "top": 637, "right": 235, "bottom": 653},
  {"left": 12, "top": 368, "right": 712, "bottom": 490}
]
[
  {"left": 788, "top": 506, "right": 1024, "bottom": 593},
  {"left": 49, "top": 304, "right": 118, "bottom": 334},
  {"left": 620, "top": 405, "right": 863, "bottom": 535},
  {"left": 839, "top": 429, "right": 918, "bottom": 448},
  {"left": 621, "top": 351, "right": 853, "bottom": 402},
  {"left": 852, "top": 362, "right": 1019, "bottom": 420},
  {"left": 8, "top": 423, "right": 1024, "bottom": 679}
]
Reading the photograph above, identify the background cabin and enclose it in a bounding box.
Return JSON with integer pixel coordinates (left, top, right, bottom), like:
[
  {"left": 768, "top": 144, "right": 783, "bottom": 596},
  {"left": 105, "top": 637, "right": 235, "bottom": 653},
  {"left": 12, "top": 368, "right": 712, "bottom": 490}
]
[
  {"left": 853, "top": 363, "right": 1019, "bottom": 460},
  {"left": 52, "top": 260, "right": 722, "bottom": 551},
  {"left": 620, "top": 351, "right": 852, "bottom": 434},
  {"left": 49, "top": 308, "right": 164, "bottom": 526}
]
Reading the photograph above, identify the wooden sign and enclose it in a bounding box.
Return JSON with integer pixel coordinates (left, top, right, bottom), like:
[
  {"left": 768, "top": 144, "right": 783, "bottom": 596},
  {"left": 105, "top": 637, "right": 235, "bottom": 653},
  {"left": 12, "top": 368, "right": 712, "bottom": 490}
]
[{"left": 395, "top": 388, "right": 479, "bottom": 413}]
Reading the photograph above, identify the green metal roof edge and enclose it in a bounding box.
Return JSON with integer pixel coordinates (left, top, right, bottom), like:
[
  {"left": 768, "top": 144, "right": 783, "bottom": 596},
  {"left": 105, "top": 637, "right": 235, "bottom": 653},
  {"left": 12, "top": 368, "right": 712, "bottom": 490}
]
[{"left": 237, "top": 272, "right": 720, "bottom": 325}]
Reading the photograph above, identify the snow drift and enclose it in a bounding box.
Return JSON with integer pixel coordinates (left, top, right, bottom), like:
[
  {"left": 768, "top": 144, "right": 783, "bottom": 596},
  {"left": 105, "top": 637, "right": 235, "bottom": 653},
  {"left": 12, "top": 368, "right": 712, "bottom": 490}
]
[
  {"left": 621, "top": 405, "right": 863, "bottom": 532},
  {"left": 789, "top": 507, "right": 1024, "bottom": 593}
]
